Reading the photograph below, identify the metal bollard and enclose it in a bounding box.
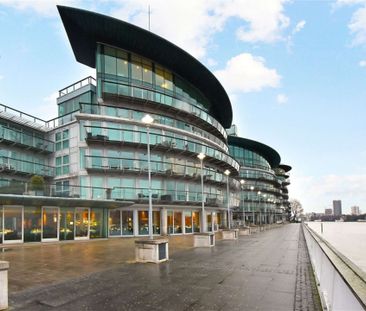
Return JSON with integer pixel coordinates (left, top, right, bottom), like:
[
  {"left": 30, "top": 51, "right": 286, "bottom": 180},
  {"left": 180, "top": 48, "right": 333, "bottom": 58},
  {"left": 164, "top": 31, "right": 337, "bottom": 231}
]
[
  {"left": 321, "top": 223, "right": 323, "bottom": 234},
  {"left": 0, "top": 261, "right": 9, "bottom": 310}
]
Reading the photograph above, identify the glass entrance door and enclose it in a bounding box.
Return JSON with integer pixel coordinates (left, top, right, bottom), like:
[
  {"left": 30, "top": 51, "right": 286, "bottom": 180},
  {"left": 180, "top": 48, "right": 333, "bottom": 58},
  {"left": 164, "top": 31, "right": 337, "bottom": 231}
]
[
  {"left": 75, "top": 208, "right": 89, "bottom": 240},
  {"left": 42, "top": 207, "right": 59, "bottom": 242},
  {"left": 3, "top": 206, "right": 23, "bottom": 243}
]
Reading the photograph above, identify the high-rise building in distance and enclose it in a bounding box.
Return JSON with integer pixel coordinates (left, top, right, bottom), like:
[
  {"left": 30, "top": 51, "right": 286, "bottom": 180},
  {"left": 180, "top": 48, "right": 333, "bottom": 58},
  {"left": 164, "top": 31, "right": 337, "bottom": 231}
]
[
  {"left": 333, "top": 200, "right": 342, "bottom": 216},
  {"left": 351, "top": 206, "right": 360, "bottom": 216}
]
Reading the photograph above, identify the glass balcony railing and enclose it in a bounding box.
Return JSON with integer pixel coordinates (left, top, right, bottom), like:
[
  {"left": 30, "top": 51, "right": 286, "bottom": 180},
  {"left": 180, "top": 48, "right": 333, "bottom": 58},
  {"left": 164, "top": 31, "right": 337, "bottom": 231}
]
[
  {"left": 0, "top": 126, "right": 54, "bottom": 152},
  {"left": 85, "top": 126, "right": 240, "bottom": 172},
  {"left": 100, "top": 78, "right": 228, "bottom": 140},
  {"left": 79, "top": 103, "right": 228, "bottom": 152},
  {"left": 0, "top": 181, "right": 242, "bottom": 207},
  {"left": 0, "top": 157, "right": 54, "bottom": 177},
  {"left": 84, "top": 155, "right": 241, "bottom": 188}
]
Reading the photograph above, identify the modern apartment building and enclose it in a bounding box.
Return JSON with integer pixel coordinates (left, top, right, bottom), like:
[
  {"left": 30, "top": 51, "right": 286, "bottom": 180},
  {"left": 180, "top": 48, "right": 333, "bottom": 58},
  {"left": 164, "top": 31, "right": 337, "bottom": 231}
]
[{"left": 0, "top": 6, "right": 289, "bottom": 244}]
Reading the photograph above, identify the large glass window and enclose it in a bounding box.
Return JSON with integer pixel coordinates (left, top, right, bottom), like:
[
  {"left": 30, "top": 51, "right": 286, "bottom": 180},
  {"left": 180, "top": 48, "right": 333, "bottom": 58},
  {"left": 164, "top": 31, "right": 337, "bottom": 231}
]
[
  {"left": 24, "top": 206, "right": 41, "bottom": 242},
  {"left": 75, "top": 208, "right": 89, "bottom": 239},
  {"left": 90, "top": 208, "right": 104, "bottom": 238},
  {"left": 192, "top": 211, "right": 200, "bottom": 233},
  {"left": 60, "top": 209, "right": 74, "bottom": 240},
  {"left": 138, "top": 211, "right": 149, "bottom": 235},
  {"left": 153, "top": 211, "right": 160, "bottom": 234},
  {"left": 109, "top": 210, "right": 121, "bottom": 236},
  {"left": 167, "top": 211, "right": 173, "bottom": 234},
  {"left": 122, "top": 211, "right": 133, "bottom": 235},
  {"left": 174, "top": 212, "right": 182, "bottom": 234},
  {"left": 4, "top": 206, "right": 23, "bottom": 242},
  {"left": 55, "top": 155, "right": 70, "bottom": 176},
  {"left": 184, "top": 211, "right": 192, "bottom": 233},
  {"left": 42, "top": 207, "right": 59, "bottom": 240}
]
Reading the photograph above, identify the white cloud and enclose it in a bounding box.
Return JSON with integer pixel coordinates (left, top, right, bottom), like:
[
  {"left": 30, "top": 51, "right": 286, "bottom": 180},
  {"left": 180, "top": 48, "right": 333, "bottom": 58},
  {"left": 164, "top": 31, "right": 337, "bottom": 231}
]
[
  {"left": 0, "top": 75, "right": 4, "bottom": 80},
  {"left": 293, "top": 20, "right": 306, "bottom": 34},
  {"left": 0, "top": 0, "right": 81, "bottom": 17},
  {"left": 359, "top": 60, "right": 366, "bottom": 66},
  {"left": 348, "top": 6, "right": 366, "bottom": 46},
  {"left": 214, "top": 53, "right": 281, "bottom": 94},
  {"left": 276, "top": 93, "right": 288, "bottom": 104},
  {"left": 335, "top": 0, "right": 366, "bottom": 47},
  {"left": 109, "top": 0, "right": 292, "bottom": 59},
  {"left": 230, "top": 0, "right": 290, "bottom": 43}
]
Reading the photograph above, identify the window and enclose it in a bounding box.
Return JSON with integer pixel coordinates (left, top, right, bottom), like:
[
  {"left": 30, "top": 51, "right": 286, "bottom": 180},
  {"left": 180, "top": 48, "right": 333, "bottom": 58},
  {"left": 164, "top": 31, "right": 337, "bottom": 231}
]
[
  {"left": 56, "top": 155, "right": 70, "bottom": 176},
  {"left": 55, "top": 129, "right": 69, "bottom": 151},
  {"left": 55, "top": 180, "right": 70, "bottom": 197}
]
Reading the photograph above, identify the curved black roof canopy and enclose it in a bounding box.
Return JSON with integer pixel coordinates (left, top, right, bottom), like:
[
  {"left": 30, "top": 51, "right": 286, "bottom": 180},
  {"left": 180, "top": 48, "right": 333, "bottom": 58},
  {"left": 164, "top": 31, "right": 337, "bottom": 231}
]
[
  {"left": 57, "top": 6, "right": 233, "bottom": 128},
  {"left": 228, "top": 136, "right": 281, "bottom": 169},
  {"left": 279, "top": 164, "right": 292, "bottom": 172}
]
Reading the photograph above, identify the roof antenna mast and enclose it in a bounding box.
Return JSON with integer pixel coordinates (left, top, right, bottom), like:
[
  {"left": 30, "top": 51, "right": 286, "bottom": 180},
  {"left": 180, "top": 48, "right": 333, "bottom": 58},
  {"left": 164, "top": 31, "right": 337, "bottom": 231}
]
[{"left": 148, "top": 4, "right": 151, "bottom": 31}]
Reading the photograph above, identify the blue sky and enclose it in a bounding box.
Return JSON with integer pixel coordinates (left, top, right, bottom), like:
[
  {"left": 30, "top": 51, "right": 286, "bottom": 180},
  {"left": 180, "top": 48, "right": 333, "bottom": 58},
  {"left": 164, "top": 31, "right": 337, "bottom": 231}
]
[{"left": 1, "top": 0, "right": 366, "bottom": 214}]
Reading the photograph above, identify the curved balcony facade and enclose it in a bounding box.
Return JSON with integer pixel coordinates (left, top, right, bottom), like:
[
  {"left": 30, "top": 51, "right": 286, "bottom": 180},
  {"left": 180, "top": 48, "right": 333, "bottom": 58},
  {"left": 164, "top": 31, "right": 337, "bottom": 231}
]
[{"left": 228, "top": 136, "right": 287, "bottom": 225}]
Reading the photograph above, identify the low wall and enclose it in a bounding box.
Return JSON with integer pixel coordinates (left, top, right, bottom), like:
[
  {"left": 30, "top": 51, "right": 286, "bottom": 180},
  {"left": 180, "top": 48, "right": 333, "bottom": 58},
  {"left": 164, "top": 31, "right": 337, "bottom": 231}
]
[{"left": 303, "top": 223, "right": 366, "bottom": 311}]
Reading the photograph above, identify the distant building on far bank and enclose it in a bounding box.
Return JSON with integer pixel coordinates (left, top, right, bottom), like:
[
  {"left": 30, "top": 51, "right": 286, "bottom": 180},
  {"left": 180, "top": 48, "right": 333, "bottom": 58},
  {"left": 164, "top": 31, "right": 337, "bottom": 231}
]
[
  {"left": 325, "top": 208, "right": 333, "bottom": 215},
  {"left": 351, "top": 206, "right": 360, "bottom": 216},
  {"left": 333, "top": 200, "right": 342, "bottom": 216}
]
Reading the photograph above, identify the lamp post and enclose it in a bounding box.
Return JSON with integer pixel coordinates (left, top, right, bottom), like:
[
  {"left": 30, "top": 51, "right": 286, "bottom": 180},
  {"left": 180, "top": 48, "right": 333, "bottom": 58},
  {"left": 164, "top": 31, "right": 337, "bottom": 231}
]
[
  {"left": 197, "top": 152, "right": 206, "bottom": 232},
  {"left": 224, "top": 169, "right": 231, "bottom": 229},
  {"left": 142, "top": 114, "right": 154, "bottom": 239},
  {"left": 240, "top": 179, "right": 245, "bottom": 227},
  {"left": 257, "top": 191, "right": 262, "bottom": 226},
  {"left": 250, "top": 186, "right": 255, "bottom": 224},
  {"left": 263, "top": 194, "right": 267, "bottom": 225}
]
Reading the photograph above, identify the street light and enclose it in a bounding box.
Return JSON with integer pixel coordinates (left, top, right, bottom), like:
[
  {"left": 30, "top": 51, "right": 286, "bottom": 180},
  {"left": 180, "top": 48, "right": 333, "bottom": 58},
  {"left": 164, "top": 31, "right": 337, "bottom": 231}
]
[
  {"left": 240, "top": 179, "right": 245, "bottom": 227},
  {"left": 197, "top": 152, "right": 206, "bottom": 232},
  {"left": 263, "top": 194, "right": 267, "bottom": 225},
  {"left": 250, "top": 186, "right": 255, "bottom": 224},
  {"left": 257, "top": 191, "right": 262, "bottom": 226},
  {"left": 224, "top": 169, "right": 231, "bottom": 229},
  {"left": 142, "top": 114, "right": 154, "bottom": 239}
]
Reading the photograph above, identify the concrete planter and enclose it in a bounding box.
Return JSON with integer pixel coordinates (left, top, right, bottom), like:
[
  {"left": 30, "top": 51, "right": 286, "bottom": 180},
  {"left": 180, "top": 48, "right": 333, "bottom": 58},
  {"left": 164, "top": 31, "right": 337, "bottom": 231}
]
[
  {"left": 250, "top": 226, "right": 258, "bottom": 233},
  {"left": 194, "top": 232, "right": 215, "bottom": 247},
  {"left": 239, "top": 227, "right": 251, "bottom": 236},
  {"left": 222, "top": 229, "right": 239, "bottom": 240},
  {"left": 135, "top": 238, "right": 169, "bottom": 264},
  {"left": 0, "top": 261, "right": 9, "bottom": 311}
]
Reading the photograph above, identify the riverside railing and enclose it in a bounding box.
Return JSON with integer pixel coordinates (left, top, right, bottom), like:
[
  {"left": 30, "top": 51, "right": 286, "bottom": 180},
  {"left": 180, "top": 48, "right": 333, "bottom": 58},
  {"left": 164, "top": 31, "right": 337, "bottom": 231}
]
[{"left": 303, "top": 223, "right": 366, "bottom": 311}]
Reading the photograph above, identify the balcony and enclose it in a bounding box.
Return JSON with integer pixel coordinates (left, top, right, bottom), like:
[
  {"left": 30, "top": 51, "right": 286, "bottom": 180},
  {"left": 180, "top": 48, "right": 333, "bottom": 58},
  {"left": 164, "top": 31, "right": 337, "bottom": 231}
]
[
  {"left": 0, "top": 157, "right": 54, "bottom": 177},
  {"left": 0, "top": 126, "right": 54, "bottom": 153}
]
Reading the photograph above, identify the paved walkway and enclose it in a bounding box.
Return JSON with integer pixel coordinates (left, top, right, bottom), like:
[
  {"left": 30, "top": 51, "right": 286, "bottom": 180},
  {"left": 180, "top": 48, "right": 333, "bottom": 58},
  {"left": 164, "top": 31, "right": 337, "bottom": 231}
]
[{"left": 4, "top": 224, "right": 321, "bottom": 310}]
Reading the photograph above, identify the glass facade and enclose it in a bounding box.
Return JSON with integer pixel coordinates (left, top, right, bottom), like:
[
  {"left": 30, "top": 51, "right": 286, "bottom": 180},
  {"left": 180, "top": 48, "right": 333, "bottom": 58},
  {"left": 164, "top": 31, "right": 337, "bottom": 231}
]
[{"left": 0, "top": 8, "right": 290, "bottom": 245}]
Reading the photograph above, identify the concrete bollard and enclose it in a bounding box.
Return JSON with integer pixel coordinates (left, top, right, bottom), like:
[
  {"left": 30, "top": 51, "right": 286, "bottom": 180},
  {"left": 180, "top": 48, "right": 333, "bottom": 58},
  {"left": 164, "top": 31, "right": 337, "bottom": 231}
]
[{"left": 0, "top": 261, "right": 9, "bottom": 310}]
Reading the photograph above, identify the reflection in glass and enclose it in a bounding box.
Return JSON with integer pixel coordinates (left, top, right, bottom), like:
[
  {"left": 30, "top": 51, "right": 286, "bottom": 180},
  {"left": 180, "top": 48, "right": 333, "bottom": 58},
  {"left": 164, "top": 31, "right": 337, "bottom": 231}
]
[
  {"left": 60, "top": 209, "right": 74, "bottom": 240},
  {"left": 0, "top": 208, "right": 2, "bottom": 243},
  {"left": 167, "top": 211, "right": 173, "bottom": 234},
  {"left": 90, "top": 208, "right": 104, "bottom": 238},
  {"left": 122, "top": 211, "right": 133, "bottom": 235},
  {"left": 109, "top": 210, "right": 121, "bottom": 236},
  {"left": 4, "top": 206, "right": 22, "bottom": 241},
  {"left": 24, "top": 206, "right": 41, "bottom": 242},
  {"left": 207, "top": 212, "right": 212, "bottom": 231},
  {"left": 173, "top": 212, "right": 182, "bottom": 234},
  {"left": 75, "top": 208, "right": 89, "bottom": 238},
  {"left": 42, "top": 207, "right": 58, "bottom": 240},
  {"left": 192, "top": 211, "right": 200, "bottom": 233},
  {"left": 153, "top": 211, "right": 160, "bottom": 234},
  {"left": 138, "top": 211, "right": 149, "bottom": 235},
  {"left": 184, "top": 211, "right": 192, "bottom": 233}
]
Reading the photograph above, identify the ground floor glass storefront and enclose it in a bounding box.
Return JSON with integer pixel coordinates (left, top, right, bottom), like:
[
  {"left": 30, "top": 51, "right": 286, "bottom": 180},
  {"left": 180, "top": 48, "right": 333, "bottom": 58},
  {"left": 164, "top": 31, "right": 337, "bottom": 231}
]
[
  {"left": 0, "top": 205, "right": 224, "bottom": 243},
  {"left": 0, "top": 206, "right": 106, "bottom": 243}
]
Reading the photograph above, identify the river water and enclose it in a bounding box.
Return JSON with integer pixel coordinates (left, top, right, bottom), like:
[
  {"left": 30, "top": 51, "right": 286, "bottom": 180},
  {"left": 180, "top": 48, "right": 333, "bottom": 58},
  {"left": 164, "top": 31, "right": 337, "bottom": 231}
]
[{"left": 306, "top": 222, "right": 366, "bottom": 273}]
